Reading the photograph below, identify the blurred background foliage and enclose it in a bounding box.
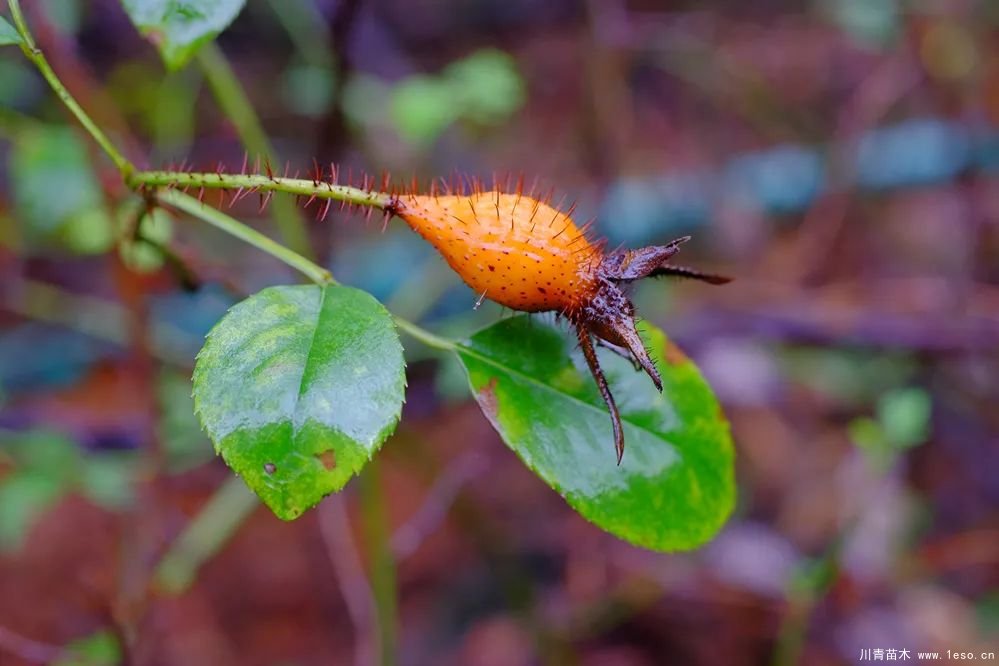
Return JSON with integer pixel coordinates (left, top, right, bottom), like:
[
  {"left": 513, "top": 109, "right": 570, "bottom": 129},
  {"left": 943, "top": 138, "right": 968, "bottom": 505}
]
[{"left": 0, "top": 0, "right": 997, "bottom": 664}]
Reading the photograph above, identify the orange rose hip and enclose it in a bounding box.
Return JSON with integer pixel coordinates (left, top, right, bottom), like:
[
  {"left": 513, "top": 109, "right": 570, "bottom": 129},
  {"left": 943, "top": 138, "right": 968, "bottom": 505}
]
[
  {"left": 392, "top": 192, "right": 600, "bottom": 312},
  {"left": 385, "top": 185, "right": 730, "bottom": 463}
]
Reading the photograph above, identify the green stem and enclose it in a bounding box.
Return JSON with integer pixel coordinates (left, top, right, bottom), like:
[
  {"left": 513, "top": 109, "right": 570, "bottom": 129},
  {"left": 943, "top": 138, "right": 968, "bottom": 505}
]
[
  {"left": 156, "top": 188, "right": 334, "bottom": 286},
  {"left": 130, "top": 170, "right": 391, "bottom": 209},
  {"left": 7, "top": 7, "right": 461, "bottom": 628},
  {"left": 152, "top": 477, "right": 259, "bottom": 595},
  {"left": 7, "top": 0, "right": 456, "bottom": 355},
  {"left": 358, "top": 460, "right": 397, "bottom": 666},
  {"left": 392, "top": 316, "right": 456, "bottom": 351},
  {"left": 197, "top": 42, "right": 313, "bottom": 259},
  {"left": 155, "top": 190, "right": 455, "bottom": 353},
  {"left": 8, "top": 0, "right": 134, "bottom": 177}
]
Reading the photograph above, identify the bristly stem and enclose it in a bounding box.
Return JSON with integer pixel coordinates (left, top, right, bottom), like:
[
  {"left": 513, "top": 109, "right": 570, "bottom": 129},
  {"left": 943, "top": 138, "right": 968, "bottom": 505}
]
[
  {"left": 197, "top": 42, "right": 314, "bottom": 260},
  {"left": 8, "top": 0, "right": 450, "bottom": 354},
  {"left": 131, "top": 170, "right": 392, "bottom": 210},
  {"left": 8, "top": 0, "right": 134, "bottom": 177},
  {"left": 157, "top": 188, "right": 334, "bottom": 286}
]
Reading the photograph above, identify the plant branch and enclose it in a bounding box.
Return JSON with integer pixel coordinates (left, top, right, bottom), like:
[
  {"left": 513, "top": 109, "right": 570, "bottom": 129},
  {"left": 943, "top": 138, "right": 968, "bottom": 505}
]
[
  {"left": 156, "top": 190, "right": 456, "bottom": 354},
  {"left": 152, "top": 477, "right": 260, "bottom": 595},
  {"left": 156, "top": 188, "right": 334, "bottom": 286},
  {"left": 131, "top": 170, "right": 391, "bottom": 209},
  {"left": 8, "top": 0, "right": 456, "bottom": 356},
  {"left": 197, "top": 42, "right": 313, "bottom": 259},
  {"left": 8, "top": 0, "right": 134, "bottom": 177}
]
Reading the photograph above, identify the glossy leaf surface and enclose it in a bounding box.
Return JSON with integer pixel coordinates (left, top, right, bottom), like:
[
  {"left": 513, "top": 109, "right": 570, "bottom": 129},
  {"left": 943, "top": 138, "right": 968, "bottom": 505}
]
[
  {"left": 193, "top": 284, "right": 405, "bottom": 519},
  {"left": 0, "top": 16, "right": 21, "bottom": 46},
  {"left": 457, "top": 316, "right": 735, "bottom": 551}
]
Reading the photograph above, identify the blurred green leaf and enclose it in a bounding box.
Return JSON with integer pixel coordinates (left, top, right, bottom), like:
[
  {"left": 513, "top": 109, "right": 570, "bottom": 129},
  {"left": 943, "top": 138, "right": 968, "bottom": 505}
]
[
  {"left": 445, "top": 49, "right": 524, "bottom": 124},
  {"left": 9, "top": 125, "right": 112, "bottom": 252},
  {"left": 848, "top": 416, "right": 891, "bottom": 469},
  {"left": 0, "top": 473, "right": 65, "bottom": 549},
  {"left": 0, "top": 432, "right": 135, "bottom": 550},
  {"left": 0, "top": 16, "right": 22, "bottom": 45},
  {"left": 456, "top": 317, "right": 735, "bottom": 551},
  {"left": 120, "top": 0, "right": 246, "bottom": 70},
  {"left": 11, "top": 431, "right": 81, "bottom": 484},
  {"left": 58, "top": 208, "right": 116, "bottom": 255},
  {"left": 54, "top": 630, "right": 120, "bottom": 666},
  {"left": 193, "top": 284, "right": 406, "bottom": 520},
  {"left": 80, "top": 454, "right": 135, "bottom": 510},
  {"left": 390, "top": 76, "right": 459, "bottom": 144},
  {"left": 877, "top": 387, "right": 931, "bottom": 449},
  {"left": 847, "top": 416, "right": 883, "bottom": 450},
  {"left": 849, "top": 387, "right": 931, "bottom": 470},
  {"left": 389, "top": 48, "right": 524, "bottom": 146},
  {"left": 0, "top": 432, "right": 80, "bottom": 550}
]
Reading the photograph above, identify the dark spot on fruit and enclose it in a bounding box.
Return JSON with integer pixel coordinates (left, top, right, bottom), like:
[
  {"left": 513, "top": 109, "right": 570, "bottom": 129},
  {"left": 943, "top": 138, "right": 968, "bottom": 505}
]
[
  {"left": 538, "top": 287, "right": 547, "bottom": 294},
  {"left": 488, "top": 265, "right": 495, "bottom": 272}
]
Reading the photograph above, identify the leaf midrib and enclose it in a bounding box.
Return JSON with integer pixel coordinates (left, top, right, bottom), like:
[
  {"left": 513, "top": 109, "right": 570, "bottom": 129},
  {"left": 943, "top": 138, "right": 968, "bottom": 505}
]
[
  {"left": 456, "top": 340, "right": 672, "bottom": 441},
  {"left": 291, "top": 284, "right": 331, "bottom": 435}
]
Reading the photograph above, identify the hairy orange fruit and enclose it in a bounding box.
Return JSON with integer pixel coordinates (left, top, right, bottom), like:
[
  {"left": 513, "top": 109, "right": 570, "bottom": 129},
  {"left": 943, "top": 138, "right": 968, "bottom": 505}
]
[
  {"left": 386, "top": 185, "right": 730, "bottom": 463},
  {"left": 392, "top": 192, "right": 599, "bottom": 312}
]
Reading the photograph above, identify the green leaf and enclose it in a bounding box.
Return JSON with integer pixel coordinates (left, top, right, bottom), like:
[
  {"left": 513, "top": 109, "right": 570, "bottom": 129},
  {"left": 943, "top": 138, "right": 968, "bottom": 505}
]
[
  {"left": 877, "top": 387, "right": 931, "bottom": 448},
  {"left": 0, "top": 474, "right": 65, "bottom": 550},
  {"left": 0, "top": 432, "right": 81, "bottom": 550},
  {"left": 119, "top": 0, "right": 246, "bottom": 70},
  {"left": 193, "top": 284, "right": 406, "bottom": 520},
  {"left": 444, "top": 49, "right": 525, "bottom": 124},
  {"left": 0, "top": 16, "right": 22, "bottom": 46},
  {"left": 390, "top": 75, "right": 459, "bottom": 145},
  {"left": 388, "top": 48, "right": 524, "bottom": 145},
  {"left": 457, "top": 316, "right": 735, "bottom": 551},
  {"left": 80, "top": 454, "right": 136, "bottom": 510}
]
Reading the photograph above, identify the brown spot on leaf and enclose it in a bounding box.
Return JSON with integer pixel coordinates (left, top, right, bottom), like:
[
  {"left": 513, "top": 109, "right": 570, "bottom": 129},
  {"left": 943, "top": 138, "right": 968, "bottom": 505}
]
[
  {"left": 316, "top": 450, "right": 336, "bottom": 470},
  {"left": 143, "top": 28, "right": 166, "bottom": 47},
  {"left": 478, "top": 378, "right": 499, "bottom": 422},
  {"left": 264, "top": 462, "right": 276, "bottom": 475}
]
